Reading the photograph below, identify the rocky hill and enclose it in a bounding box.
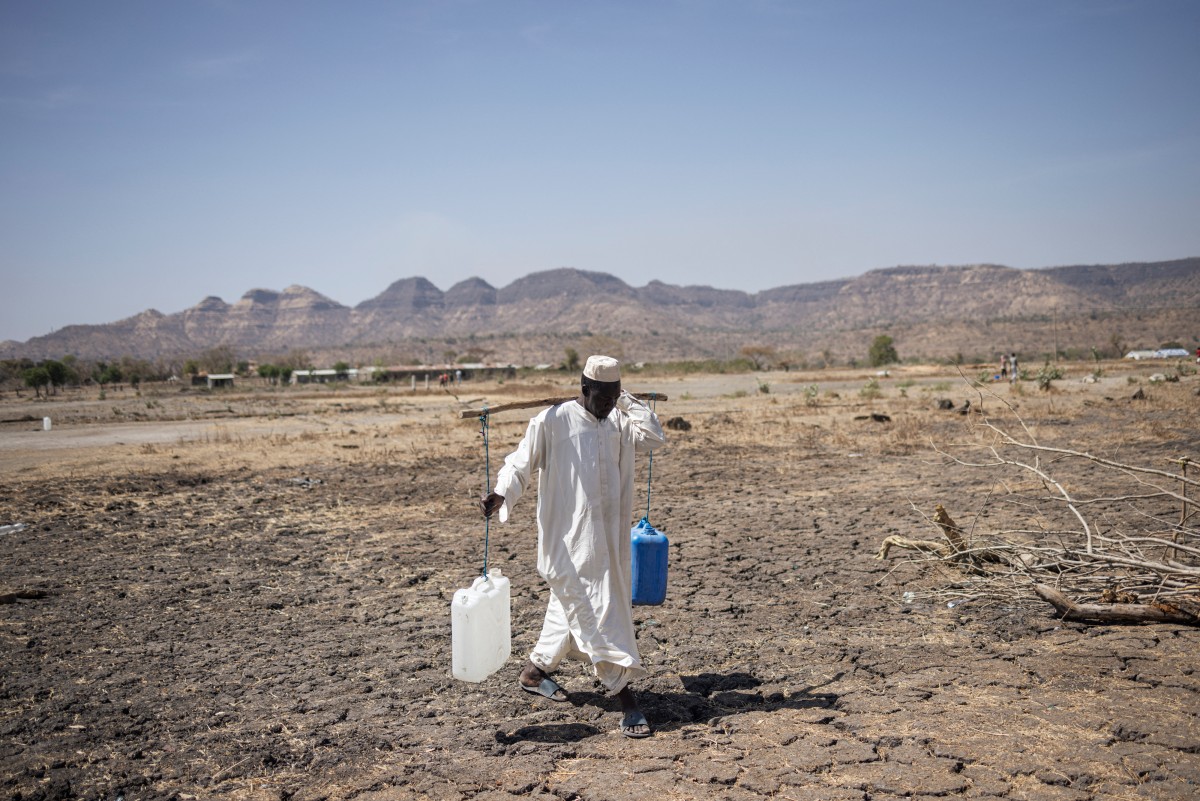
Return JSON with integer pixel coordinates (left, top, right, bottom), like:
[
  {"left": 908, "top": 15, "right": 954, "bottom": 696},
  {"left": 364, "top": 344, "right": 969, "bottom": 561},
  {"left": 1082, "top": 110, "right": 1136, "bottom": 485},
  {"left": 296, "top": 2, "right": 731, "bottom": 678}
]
[{"left": 4, "top": 259, "right": 1198, "bottom": 366}]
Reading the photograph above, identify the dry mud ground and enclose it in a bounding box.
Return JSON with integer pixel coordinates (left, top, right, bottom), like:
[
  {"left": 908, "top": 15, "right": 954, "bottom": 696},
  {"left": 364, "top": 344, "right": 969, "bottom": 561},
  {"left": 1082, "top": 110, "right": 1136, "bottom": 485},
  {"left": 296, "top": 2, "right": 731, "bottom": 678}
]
[{"left": 1, "top": 363, "right": 1198, "bottom": 801}]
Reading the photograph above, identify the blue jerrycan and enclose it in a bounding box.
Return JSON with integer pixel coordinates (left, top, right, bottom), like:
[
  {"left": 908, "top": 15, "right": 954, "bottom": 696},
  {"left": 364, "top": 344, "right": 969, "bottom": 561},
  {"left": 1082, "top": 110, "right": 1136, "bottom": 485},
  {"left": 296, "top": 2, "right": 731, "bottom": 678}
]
[{"left": 631, "top": 517, "right": 668, "bottom": 605}]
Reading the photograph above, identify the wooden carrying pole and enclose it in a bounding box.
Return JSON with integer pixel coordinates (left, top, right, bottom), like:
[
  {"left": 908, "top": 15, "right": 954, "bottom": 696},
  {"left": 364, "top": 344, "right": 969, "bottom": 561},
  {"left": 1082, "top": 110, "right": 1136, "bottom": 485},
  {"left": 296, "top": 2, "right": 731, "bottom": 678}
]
[{"left": 459, "top": 393, "right": 668, "bottom": 420}]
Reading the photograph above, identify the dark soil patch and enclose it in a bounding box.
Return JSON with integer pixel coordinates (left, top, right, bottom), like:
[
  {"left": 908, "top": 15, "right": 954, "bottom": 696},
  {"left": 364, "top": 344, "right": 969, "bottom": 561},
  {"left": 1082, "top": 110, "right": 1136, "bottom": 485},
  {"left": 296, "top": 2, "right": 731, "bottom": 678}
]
[{"left": 2, "top": 376, "right": 1198, "bottom": 800}]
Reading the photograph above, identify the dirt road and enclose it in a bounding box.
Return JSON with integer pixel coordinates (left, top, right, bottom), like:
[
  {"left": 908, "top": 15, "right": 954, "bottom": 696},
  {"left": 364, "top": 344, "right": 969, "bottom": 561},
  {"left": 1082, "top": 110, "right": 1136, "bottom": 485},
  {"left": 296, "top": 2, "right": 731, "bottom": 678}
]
[{"left": 2, "top": 364, "right": 1197, "bottom": 800}]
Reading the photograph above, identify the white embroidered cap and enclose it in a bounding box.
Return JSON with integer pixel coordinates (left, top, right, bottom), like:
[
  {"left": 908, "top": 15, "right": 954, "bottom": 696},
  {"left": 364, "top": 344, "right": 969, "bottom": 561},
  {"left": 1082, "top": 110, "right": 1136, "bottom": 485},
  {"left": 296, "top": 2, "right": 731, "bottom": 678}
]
[{"left": 582, "top": 355, "right": 621, "bottom": 383}]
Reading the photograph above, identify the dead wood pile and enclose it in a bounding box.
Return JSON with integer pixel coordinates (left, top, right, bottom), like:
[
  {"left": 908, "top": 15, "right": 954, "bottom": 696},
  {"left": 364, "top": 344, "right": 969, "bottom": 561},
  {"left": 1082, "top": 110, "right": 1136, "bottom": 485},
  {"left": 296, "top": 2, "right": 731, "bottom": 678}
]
[{"left": 877, "top": 394, "right": 1199, "bottom": 626}]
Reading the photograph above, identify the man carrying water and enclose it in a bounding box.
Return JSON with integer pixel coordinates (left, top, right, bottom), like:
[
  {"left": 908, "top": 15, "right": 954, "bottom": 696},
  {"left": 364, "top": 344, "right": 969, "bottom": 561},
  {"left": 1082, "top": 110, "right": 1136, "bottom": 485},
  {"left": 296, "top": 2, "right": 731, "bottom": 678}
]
[{"left": 480, "top": 355, "right": 665, "bottom": 738}]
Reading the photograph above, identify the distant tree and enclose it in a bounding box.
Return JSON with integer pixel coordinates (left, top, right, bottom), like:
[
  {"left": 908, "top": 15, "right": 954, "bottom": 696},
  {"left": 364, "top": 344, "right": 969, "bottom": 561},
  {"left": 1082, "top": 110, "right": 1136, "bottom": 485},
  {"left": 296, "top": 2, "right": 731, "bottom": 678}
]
[
  {"left": 121, "top": 358, "right": 150, "bottom": 387},
  {"left": 280, "top": 349, "right": 311, "bottom": 374},
  {"left": 333, "top": 361, "right": 351, "bottom": 374},
  {"left": 564, "top": 347, "right": 580, "bottom": 372},
  {"left": 775, "top": 350, "right": 803, "bottom": 372},
  {"left": 42, "top": 360, "right": 70, "bottom": 394},
  {"left": 23, "top": 367, "right": 51, "bottom": 398},
  {"left": 61, "top": 355, "right": 82, "bottom": 384},
  {"left": 236, "top": 360, "right": 251, "bottom": 376},
  {"left": 99, "top": 365, "right": 123, "bottom": 387},
  {"left": 869, "top": 335, "right": 899, "bottom": 367},
  {"left": 184, "top": 360, "right": 200, "bottom": 377},
  {"left": 118, "top": 356, "right": 160, "bottom": 388},
  {"left": 199, "top": 346, "right": 235, "bottom": 375},
  {"left": 1160, "top": 341, "right": 1183, "bottom": 349},
  {"left": 4, "top": 359, "right": 34, "bottom": 394},
  {"left": 1107, "top": 333, "right": 1126, "bottom": 359},
  {"left": 740, "top": 345, "right": 777, "bottom": 371},
  {"left": 257, "top": 364, "right": 281, "bottom": 385}
]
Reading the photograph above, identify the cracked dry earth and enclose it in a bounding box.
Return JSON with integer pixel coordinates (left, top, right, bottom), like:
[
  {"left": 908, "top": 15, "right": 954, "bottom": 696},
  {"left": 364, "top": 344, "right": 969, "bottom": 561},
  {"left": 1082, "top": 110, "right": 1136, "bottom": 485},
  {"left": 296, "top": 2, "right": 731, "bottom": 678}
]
[{"left": 1, "top": 369, "right": 1198, "bottom": 801}]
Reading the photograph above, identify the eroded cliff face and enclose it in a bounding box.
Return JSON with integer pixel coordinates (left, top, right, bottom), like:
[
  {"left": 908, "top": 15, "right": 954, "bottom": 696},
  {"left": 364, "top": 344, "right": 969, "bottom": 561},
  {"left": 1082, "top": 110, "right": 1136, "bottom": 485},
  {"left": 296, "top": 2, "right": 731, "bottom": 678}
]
[
  {"left": 5, "top": 259, "right": 1197, "bottom": 362},
  {"left": 269, "top": 286, "right": 352, "bottom": 348}
]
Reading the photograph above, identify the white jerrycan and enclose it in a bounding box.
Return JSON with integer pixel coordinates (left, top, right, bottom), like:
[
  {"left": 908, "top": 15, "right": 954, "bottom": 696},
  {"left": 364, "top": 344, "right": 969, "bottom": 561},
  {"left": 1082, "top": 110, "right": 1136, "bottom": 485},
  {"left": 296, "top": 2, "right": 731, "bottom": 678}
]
[{"left": 451, "top": 568, "right": 511, "bottom": 682}]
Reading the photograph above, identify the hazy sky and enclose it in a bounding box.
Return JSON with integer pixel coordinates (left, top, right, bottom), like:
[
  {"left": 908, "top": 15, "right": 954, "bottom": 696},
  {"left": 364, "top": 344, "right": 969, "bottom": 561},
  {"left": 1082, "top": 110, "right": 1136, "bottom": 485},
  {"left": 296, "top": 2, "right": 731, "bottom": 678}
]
[{"left": 2, "top": 0, "right": 1198, "bottom": 343}]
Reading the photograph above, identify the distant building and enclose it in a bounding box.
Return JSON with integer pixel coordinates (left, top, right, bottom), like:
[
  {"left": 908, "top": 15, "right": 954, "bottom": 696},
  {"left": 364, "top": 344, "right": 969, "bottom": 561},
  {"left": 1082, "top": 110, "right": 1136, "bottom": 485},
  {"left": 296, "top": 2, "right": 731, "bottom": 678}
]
[
  {"left": 206, "top": 373, "right": 235, "bottom": 389},
  {"left": 291, "top": 369, "right": 355, "bottom": 385},
  {"left": 1126, "top": 349, "right": 1190, "bottom": 360},
  {"left": 371, "top": 364, "right": 514, "bottom": 383},
  {"left": 287, "top": 364, "right": 516, "bottom": 385}
]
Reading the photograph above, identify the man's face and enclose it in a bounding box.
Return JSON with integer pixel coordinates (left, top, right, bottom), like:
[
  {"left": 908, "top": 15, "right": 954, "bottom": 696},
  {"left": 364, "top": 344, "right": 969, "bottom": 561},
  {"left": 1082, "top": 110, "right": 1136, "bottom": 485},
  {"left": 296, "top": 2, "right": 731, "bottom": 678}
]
[{"left": 582, "top": 380, "right": 621, "bottom": 420}]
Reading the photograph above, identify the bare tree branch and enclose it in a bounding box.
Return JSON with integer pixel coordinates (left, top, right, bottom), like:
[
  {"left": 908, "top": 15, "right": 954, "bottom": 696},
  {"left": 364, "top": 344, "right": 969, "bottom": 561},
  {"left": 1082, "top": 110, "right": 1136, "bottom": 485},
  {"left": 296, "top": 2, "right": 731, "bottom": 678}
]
[{"left": 881, "top": 383, "right": 1199, "bottom": 626}]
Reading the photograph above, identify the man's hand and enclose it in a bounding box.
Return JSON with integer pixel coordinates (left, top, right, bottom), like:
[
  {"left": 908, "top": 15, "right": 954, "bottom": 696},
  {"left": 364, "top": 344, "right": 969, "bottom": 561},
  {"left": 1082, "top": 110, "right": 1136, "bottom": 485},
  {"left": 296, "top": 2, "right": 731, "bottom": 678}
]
[{"left": 480, "top": 492, "right": 505, "bottom": 518}]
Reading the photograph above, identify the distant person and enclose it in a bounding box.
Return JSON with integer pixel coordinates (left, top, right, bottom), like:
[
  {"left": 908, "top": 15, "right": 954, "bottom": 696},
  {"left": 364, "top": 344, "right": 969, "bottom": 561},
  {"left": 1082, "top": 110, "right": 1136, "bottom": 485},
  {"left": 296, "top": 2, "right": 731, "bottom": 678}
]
[
  {"left": 1000, "top": 353, "right": 1008, "bottom": 380},
  {"left": 480, "top": 356, "right": 666, "bottom": 738},
  {"left": 455, "top": 368, "right": 462, "bottom": 386},
  {"left": 1009, "top": 353, "right": 1019, "bottom": 384}
]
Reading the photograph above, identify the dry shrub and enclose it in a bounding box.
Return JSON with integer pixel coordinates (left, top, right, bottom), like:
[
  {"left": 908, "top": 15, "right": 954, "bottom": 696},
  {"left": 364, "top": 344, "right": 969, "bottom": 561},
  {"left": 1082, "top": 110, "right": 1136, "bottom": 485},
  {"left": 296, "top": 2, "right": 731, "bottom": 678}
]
[
  {"left": 1141, "top": 418, "right": 1177, "bottom": 441},
  {"left": 880, "top": 414, "right": 926, "bottom": 455}
]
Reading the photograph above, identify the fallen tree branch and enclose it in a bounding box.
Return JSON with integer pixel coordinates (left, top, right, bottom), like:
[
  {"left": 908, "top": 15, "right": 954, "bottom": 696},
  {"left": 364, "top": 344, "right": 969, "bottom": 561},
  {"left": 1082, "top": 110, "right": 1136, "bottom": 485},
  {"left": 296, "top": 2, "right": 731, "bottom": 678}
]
[
  {"left": 876, "top": 536, "right": 953, "bottom": 560},
  {"left": 878, "top": 501, "right": 965, "bottom": 561},
  {"left": 878, "top": 505, "right": 1033, "bottom": 574},
  {"left": 933, "top": 504, "right": 967, "bottom": 551},
  {"left": 1033, "top": 584, "right": 1200, "bottom": 625},
  {"left": 0, "top": 590, "right": 50, "bottom": 605}
]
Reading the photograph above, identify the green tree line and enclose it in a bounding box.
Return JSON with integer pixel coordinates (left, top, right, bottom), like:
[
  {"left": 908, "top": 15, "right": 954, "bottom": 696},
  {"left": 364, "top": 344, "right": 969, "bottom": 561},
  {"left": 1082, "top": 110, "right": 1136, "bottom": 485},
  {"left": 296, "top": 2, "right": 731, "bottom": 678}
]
[{"left": 1, "top": 355, "right": 174, "bottom": 397}]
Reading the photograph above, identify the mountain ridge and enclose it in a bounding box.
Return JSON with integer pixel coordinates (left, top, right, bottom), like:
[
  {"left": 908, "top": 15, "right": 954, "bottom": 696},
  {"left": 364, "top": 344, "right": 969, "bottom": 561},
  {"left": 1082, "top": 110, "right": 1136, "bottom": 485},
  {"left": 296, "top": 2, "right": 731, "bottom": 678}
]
[{"left": 4, "top": 259, "right": 1197, "bottom": 364}]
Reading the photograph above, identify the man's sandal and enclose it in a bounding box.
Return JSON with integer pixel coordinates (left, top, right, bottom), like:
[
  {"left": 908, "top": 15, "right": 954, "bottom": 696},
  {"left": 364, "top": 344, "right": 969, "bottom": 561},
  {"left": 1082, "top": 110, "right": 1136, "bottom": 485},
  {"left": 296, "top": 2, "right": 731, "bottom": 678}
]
[
  {"left": 520, "top": 677, "right": 569, "bottom": 702},
  {"left": 620, "top": 710, "right": 653, "bottom": 739}
]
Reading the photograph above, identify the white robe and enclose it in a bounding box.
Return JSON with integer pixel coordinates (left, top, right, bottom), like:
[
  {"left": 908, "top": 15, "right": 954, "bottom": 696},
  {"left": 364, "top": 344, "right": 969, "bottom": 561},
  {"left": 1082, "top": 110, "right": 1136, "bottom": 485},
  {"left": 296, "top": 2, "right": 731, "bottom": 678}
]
[{"left": 494, "top": 392, "right": 665, "bottom": 691}]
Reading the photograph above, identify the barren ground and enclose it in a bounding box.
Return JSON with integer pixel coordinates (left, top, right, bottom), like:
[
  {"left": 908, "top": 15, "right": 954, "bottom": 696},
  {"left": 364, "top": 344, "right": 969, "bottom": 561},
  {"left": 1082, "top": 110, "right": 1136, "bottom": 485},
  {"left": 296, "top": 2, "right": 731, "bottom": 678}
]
[{"left": 2, "top": 362, "right": 1198, "bottom": 801}]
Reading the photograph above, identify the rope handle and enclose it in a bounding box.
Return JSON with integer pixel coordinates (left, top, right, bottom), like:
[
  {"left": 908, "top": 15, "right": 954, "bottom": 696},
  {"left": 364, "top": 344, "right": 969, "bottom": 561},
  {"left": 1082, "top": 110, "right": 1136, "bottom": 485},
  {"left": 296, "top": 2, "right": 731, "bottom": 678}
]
[
  {"left": 479, "top": 406, "right": 491, "bottom": 577},
  {"left": 645, "top": 392, "right": 658, "bottom": 519}
]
